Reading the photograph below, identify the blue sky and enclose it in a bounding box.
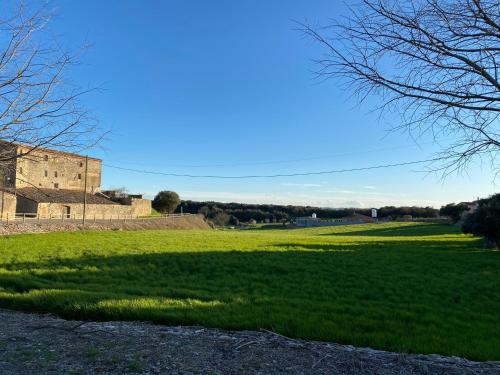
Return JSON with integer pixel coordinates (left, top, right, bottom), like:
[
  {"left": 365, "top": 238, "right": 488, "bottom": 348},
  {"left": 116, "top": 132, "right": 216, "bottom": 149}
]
[{"left": 50, "top": 0, "right": 496, "bottom": 208}]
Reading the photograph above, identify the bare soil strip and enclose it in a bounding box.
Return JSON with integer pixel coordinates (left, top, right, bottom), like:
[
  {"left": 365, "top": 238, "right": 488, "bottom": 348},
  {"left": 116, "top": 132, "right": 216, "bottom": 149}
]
[{"left": 0, "top": 309, "right": 498, "bottom": 374}]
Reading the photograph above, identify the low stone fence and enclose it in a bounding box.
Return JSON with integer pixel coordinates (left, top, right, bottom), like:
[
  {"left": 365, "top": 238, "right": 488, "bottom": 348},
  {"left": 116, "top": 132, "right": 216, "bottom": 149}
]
[
  {"left": 0, "top": 212, "right": 192, "bottom": 224},
  {"left": 0, "top": 214, "right": 211, "bottom": 235}
]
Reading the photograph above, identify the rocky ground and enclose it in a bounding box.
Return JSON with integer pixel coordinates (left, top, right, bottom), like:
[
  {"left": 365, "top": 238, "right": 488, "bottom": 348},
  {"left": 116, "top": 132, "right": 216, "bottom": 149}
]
[
  {"left": 0, "top": 309, "right": 499, "bottom": 374},
  {"left": 0, "top": 215, "right": 211, "bottom": 235}
]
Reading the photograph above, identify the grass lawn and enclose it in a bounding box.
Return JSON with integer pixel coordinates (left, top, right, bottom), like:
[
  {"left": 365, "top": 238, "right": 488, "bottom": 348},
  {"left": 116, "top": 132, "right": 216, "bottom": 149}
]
[{"left": 0, "top": 222, "right": 499, "bottom": 360}]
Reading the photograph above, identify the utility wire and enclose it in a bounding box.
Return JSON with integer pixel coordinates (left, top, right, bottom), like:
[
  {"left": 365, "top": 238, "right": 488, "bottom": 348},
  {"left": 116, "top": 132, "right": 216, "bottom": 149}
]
[
  {"left": 105, "top": 139, "right": 451, "bottom": 169},
  {"left": 103, "top": 156, "right": 443, "bottom": 179}
]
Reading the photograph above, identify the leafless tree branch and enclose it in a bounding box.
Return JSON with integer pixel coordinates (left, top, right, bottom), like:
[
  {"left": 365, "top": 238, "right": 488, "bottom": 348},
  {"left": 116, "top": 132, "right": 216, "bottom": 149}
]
[
  {"left": 0, "top": 1, "right": 103, "bottom": 184},
  {"left": 300, "top": 0, "right": 500, "bottom": 175}
]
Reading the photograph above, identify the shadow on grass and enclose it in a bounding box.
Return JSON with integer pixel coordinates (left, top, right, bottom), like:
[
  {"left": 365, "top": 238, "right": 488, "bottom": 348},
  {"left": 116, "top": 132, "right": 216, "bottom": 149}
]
[
  {"left": 271, "top": 239, "right": 484, "bottom": 252},
  {"left": 0, "top": 236, "right": 498, "bottom": 361},
  {"left": 322, "top": 223, "right": 462, "bottom": 237},
  {"left": 245, "top": 224, "right": 291, "bottom": 230}
]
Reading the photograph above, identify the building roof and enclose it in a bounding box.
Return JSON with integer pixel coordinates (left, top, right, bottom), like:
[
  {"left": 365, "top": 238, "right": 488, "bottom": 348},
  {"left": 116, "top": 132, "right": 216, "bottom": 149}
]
[
  {"left": 1, "top": 188, "right": 118, "bottom": 205},
  {"left": 0, "top": 140, "right": 101, "bottom": 162}
]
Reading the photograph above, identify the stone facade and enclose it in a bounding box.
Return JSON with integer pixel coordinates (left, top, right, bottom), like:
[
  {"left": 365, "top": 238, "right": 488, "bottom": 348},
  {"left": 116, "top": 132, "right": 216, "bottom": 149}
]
[
  {"left": 10, "top": 187, "right": 151, "bottom": 219},
  {"left": 0, "top": 142, "right": 151, "bottom": 219},
  {"left": 30, "top": 198, "right": 151, "bottom": 219},
  {"left": 128, "top": 198, "right": 152, "bottom": 217},
  {"left": 0, "top": 142, "right": 102, "bottom": 192},
  {"left": 0, "top": 190, "right": 16, "bottom": 220},
  {"left": 36, "top": 202, "right": 138, "bottom": 219}
]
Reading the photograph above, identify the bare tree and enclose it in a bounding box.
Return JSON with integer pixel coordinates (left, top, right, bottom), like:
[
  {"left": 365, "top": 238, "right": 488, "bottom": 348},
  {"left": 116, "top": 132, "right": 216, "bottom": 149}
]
[
  {"left": 0, "top": 1, "right": 101, "bottom": 181},
  {"left": 301, "top": 0, "right": 500, "bottom": 174}
]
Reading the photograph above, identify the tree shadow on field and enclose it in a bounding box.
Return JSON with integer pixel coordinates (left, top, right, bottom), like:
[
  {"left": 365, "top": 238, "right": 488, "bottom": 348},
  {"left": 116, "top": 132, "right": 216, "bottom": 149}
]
[
  {"left": 0, "top": 236, "right": 498, "bottom": 360},
  {"left": 322, "top": 223, "right": 461, "bottom": 237},
  {"left": 272, "top": 240, "right": 482, "bottom": 252},
  {"left": 0, "top": 236, "right": 491, "bottom": 310}
]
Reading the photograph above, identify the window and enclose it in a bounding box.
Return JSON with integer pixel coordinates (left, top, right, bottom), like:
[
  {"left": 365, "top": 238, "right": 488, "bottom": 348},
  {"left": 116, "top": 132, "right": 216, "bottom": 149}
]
[
  {"left": 78, "top": 173, "right": 82, "bottom": 180},
  {"left": 44, "top": 155, "right": 48, "bottom": 161},
  {"left": 54, "top": 183, "right": 59, "bottom": 189},
  {"left": 19, "top": 167, "right": 23, "bottom": 174},
  {"left": 44, "top": 170, "right": 48, "bottom": 177},
  {"left": 54, "top": 171, "right": 58, "bottom": 178},
  {"left": 79, "top": 162, "right": 83, "bottom": 168}
]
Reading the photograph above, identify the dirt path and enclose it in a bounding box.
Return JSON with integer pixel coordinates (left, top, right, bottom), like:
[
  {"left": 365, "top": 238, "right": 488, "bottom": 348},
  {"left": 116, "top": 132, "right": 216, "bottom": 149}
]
[{"left": 0, "top": 309, "right": 498, "bottom": 374}]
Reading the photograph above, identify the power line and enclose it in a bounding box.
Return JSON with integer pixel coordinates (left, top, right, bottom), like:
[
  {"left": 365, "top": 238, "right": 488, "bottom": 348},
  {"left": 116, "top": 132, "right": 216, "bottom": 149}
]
[
  {"left": 104, "top": 139, "right": 451, "bottom": 169},
  {"left": 103, "top": 156, "right": 443, "bottom": 179}
]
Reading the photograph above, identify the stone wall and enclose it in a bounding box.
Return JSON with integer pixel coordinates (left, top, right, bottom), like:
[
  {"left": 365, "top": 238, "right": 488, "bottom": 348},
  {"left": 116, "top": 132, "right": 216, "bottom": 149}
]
[
  {"left": 0, "top": 191, "right": 16, "bottom": 220},
  {"left": 12, "top": 197, "right": 150, "bottom": 219},
  {"left": 129, "top": 198, "right": 152, "bottom": 217},
  {"left": 110, "top": 197, "right": 151, "bottom": 217},
  {"left": 36, "top": 202, "right": 134, "bottom": 219},
  {"left": 0, "top": 215, "right": 211, "bottom": 235},
  {"left": 15, "top": 145, "right": 102, "bottom": 192}
]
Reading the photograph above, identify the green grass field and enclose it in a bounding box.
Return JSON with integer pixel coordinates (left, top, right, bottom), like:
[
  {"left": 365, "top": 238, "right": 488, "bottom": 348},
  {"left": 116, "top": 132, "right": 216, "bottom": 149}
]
[{"left": 0, "top": 222, "right": 499, "bottom": 360}]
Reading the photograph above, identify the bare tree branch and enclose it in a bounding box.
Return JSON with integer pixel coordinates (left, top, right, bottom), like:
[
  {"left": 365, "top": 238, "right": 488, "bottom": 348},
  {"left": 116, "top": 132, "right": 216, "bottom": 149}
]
[
  {"left": 300, "top": 0, "right": 500, "bottom": 174},
  {"left": 0, "top": 1, "right": 103, "bottom": 185}
]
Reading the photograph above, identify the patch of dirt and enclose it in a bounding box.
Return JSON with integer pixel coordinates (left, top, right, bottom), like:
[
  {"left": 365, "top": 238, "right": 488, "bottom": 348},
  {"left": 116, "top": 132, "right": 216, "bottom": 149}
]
[
  {"left": 0, "top": 309, "right": 498, "bottom": 374},
  {"left": 0, "top": 215, "right": 211, "bottom": 235}
]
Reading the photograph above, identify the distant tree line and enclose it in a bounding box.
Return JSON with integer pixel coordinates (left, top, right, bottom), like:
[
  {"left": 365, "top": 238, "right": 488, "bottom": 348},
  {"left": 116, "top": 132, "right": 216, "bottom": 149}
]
[
  {"left": 177, "top": 200, "right": 439, "bottom": 226},
  {"left": 157, "top": 191, "right": 498, "bottom": 249}
]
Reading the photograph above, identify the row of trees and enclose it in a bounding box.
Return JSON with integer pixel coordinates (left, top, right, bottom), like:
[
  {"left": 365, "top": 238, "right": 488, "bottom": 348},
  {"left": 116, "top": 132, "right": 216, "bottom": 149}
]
[
  {"left": 153, "top": 190, "right": 498, "bottom": 248},
  {"left": 178, "top": 200, "right": 439, "bottom": 225},
  {"left": 152, "top": 193, "right": 441, "bottom": 226}
]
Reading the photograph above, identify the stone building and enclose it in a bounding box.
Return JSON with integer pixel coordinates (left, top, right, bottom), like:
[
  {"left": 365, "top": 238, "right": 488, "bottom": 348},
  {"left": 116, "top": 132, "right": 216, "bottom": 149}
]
[
  {"left": 0, "top": 141, "right": 101, "bottom": 192},
  {"left": 0, "top": 141, "right": 151, "bottom": 219}
]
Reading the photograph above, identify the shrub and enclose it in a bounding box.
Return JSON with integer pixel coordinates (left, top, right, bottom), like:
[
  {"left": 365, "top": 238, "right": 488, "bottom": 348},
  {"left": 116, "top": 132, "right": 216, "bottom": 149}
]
[
  {"left": 152, "top": 191, "right": 181, "bottom": 214},
  {"left": 197, "top": 206, "right": 233, "bottom": 227},
  {"left": 211, "top": 211, "right": 231, "bottom": 227},
  {"left": 440, "top": 203, "right": 470, "bottom": 223},
  {"left": 228, "top": 215, "right": 239, "bottom": 226},
  {"left": 462, "top": 194, "right": 500, "bottom": 248}
]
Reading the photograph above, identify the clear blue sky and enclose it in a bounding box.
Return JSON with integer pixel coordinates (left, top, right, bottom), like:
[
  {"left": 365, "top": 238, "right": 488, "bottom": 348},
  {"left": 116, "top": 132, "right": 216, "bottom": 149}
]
[{"left": 51, "top": 0, "right": 496, "bottom": 208}]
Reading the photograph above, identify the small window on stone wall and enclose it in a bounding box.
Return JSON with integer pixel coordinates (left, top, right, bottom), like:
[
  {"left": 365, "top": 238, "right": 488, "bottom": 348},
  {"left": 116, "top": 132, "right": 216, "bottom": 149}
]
[
  {"left": 44, "top": 170, "right": 48, "bottom": 177},
  {"left": 19, "top": 167, "right": 22, "bottom": 174},
  {"left": 78, "top": 173, "right": 82, "bottom": 180},
  {"left": 79, "top": 162, "right": 83, "bottom": 167},
  {"left": 44, "top": 155, "right": 48, "bottom": 161},
  {"left": 54, "top": 171, "right": 58, "bottom": 178},
  {"left": 54, "top": 183, "right": 59, "bottom": 189}
]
